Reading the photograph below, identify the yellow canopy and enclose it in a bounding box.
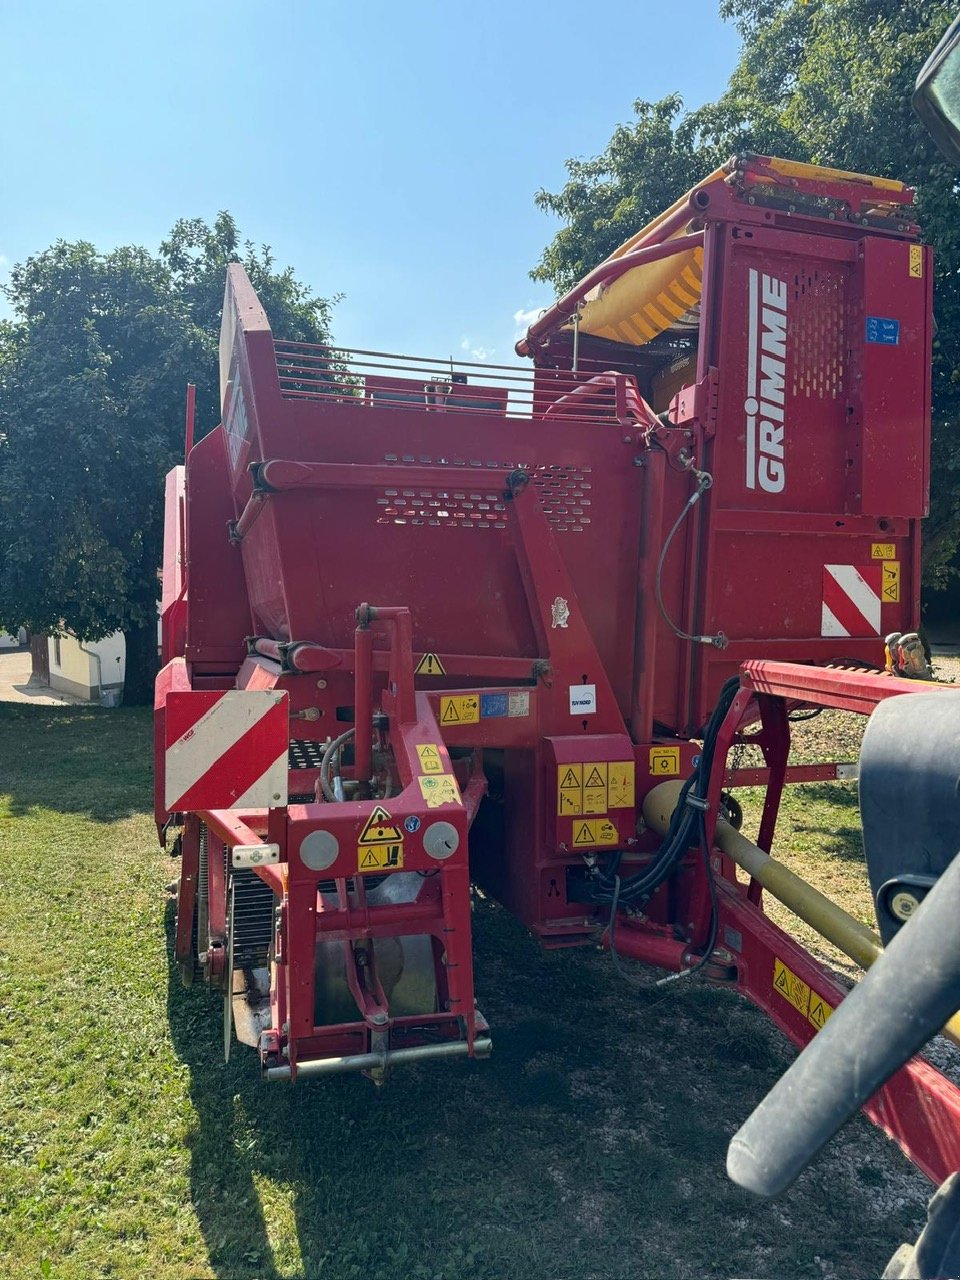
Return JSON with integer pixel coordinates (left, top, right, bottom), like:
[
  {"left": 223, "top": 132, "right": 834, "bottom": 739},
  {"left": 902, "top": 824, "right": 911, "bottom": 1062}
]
[{"left": 571, "top": 158, "right": 911, "bottom": 348}]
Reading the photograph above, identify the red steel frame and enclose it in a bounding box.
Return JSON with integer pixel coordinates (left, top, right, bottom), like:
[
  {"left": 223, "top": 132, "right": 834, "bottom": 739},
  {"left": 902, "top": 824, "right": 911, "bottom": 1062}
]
[{"left": 154, "top": 155, "right": 960, "bottom": 1184}]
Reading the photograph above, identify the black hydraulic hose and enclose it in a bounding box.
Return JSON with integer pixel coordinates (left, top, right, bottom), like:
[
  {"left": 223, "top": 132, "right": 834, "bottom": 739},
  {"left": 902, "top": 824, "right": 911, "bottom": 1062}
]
[{"left": 591, "top": 676, "right": 741, "bottom": 911}]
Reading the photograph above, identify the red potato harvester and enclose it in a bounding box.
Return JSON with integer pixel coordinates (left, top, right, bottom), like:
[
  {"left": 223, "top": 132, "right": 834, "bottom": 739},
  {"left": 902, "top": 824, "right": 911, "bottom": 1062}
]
[{"left": 155, "top": 153, "right": 960, "bottom": 1187}]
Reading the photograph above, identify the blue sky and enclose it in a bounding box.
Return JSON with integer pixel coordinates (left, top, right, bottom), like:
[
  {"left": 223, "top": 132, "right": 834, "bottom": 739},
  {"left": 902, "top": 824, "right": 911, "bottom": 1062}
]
[{"left": 1, "top": 1, "right": 741, "bottom": 364}]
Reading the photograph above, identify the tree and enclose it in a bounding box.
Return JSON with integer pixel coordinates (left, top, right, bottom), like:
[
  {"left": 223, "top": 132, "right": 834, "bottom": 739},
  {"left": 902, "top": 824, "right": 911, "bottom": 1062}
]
[
  {"left": 532, "top": 0, "right": 960, "bottom": 586},
  {"left": 0, "top": 218, "right": 336, "bottom": 703}
]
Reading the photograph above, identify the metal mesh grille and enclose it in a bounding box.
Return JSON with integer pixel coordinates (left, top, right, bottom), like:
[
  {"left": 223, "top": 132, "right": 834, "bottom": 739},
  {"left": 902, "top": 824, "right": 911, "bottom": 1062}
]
[{"left": 790, "top": 267, "right": 848, "bottom": 400}]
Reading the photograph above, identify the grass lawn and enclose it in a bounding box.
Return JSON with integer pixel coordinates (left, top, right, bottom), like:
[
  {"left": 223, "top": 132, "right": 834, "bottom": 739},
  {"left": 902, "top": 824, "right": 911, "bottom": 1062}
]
[{"left": 0, "top": 702, "right": 934, "bottom": 1279}]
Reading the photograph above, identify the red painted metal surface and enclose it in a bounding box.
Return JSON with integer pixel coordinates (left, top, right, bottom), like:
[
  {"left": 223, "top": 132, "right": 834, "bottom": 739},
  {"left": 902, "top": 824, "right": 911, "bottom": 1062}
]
[{"left": 154, "top": 156, "right": 960, "bottom": 1189}]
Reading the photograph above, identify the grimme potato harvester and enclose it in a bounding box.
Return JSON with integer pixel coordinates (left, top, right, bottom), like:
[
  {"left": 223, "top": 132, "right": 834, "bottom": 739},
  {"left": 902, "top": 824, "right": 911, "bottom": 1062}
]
[{"left": 156, "top": 155, "right": 960, "bottom": 1188}]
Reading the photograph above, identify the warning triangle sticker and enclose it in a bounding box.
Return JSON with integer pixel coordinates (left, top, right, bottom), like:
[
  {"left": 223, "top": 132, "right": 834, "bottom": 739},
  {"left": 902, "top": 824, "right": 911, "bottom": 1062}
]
[
  {"left": 559, "top": 768, "right": 580, "bottom": 789},
  {"left": 584, "top": 766, "right": 605, "bottom": 789},
  {"left": 359, "top": 849, "right": 381, "bottom": 868},
  {"left": 573, "top": 823, "right": 593, "bottom": 846},
  {"left": 415, "top": 653, "right": 446, "bottom": 676},
  {"left": 358, "top": 805, "right": 404, "bottom": 844},
  {"left": 441, "top": 700, "right": 460, "bottom": 724},
  {"left": 809, "top": 996, "right": 830, "bottom": 1028},
  {"left": 774, "top": 968, "right": 789, "bottom": 994}
]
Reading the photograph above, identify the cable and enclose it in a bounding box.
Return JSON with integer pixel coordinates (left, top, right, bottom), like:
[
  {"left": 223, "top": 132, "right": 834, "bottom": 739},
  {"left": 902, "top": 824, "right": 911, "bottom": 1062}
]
[{"left": 654, "top": 467, "right": 727, "bottom": 650}]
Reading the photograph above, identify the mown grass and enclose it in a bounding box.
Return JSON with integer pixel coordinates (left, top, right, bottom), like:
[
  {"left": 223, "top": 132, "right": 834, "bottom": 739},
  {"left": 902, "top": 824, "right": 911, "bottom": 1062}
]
[{"left": 0, "top": 703, "right": 931, "bottom": 1279}]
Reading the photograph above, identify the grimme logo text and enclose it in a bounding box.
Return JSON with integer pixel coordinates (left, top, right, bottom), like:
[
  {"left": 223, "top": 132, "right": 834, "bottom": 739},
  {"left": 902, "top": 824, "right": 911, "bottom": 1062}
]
[{"left": 745, "top": 269, "right": 787, "bottom": 493}]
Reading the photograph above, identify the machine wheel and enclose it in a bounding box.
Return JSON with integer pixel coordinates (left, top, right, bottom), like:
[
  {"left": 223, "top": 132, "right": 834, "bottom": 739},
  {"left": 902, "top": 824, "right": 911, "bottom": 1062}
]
[{"left": 883, "top": 1172, "right": 960, "bottom": 1278}]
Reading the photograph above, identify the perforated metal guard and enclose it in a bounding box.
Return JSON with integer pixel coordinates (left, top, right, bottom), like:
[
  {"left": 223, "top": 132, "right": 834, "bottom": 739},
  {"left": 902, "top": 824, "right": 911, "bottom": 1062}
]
[
  {"left": 790, "top": 266, "right": 848, "bottom": 401},
  {"left": 377, "top": 457, "right": 592, "bottom": 534},
  {"left": 289, "top": 739, "right": 326, "bottom": 770}
]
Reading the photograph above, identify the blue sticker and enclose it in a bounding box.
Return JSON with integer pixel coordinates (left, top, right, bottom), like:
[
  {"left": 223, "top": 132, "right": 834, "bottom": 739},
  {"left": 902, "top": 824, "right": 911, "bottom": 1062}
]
[
  {"left": 865, "top": 316, "right": 900, "bottom": 345},
  {"left": 480, "top": 693, "right": 509, "bottom": 719},
  {"left": 403, "top": 815, "right": 421, "bottom": 834}
]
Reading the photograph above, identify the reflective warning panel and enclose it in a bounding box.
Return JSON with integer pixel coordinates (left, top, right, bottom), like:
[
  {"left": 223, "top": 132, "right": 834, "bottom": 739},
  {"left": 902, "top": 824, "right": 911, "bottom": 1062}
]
[{"left": 556, "top": 761, "right": 634, "bottom": 816}]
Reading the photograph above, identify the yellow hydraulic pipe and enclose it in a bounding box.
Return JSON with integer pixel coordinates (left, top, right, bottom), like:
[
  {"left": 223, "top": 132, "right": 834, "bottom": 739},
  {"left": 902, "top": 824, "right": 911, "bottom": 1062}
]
[{"left": 642, "top": 781, "right": 960, "bottom": 1046}]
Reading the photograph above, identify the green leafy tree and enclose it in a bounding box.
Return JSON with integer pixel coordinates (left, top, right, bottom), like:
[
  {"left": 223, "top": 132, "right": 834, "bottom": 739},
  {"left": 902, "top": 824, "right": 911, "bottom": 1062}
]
[
  {"left": 533, "top": 0, "right": 959, "bottom": 585},
  {"left": 0, "top": 217, "right": 336, "bottom": 703}
]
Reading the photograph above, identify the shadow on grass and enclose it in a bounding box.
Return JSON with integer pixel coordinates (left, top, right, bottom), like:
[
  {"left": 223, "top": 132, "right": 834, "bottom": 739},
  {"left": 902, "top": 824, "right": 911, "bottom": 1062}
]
[
  {"left": 787, "top": 781, "right": 865, "bottom": 862},
  {"left": 0, "top": 703, "right": 153, "bottom": 823},
  {"left": 164, "top": 895, "right": 857, "bottom": 1280}
]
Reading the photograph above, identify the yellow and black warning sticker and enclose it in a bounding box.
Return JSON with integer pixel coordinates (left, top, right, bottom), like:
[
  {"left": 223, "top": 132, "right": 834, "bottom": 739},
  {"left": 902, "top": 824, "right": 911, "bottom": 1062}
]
[
  {"left": 418, "top": 774, "right": 462, "bottom": 808},
  {"left": 440, "top": 694, "right": 479, "bottom": 726},
  {"left": 808, "top": 992, "right": 833, "bottom": 1031},
  {"left": 556, "top": 760, "right": 634, "bottom": 816},
  {"left": 358, "top": 842, "right": 404, "bottom": 872},
  {"left": 416, "top": 743, "right": 444, "bottom": 774},
  {"left": 871, "top": 542, "right": 896, "bottom": 560},
  {"left": 415, "top": 652, "right": 446, "bottom": 676},
  {"left": 558, "top": 764, "right": 583, "bottom": 815},
  {"left": 608, "top": 761, "right": 634, "bottom": 809},
  {"left": 649, "top": 746, "right": 681, "bottom": 777},
  {"left": 572, "top": 817, "right": 619, "bottom": 848},
  {"left": 881, "top": 560, "right": 900, "bottom": 603},
  {"left": 773, "top": 957, "right": 811, "bottom": 1017},
  {"left": 359, "top": 805, "right": 404, "bottom": 845},
  {"left": 909, "top": 244, "right": 923, "bottom": 279}
]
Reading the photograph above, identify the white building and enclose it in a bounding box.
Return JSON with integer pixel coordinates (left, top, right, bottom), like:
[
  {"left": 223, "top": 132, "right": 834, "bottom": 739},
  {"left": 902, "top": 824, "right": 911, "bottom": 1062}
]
[{"left": 48, "top": 632, "right": 125, "bottom": 704}]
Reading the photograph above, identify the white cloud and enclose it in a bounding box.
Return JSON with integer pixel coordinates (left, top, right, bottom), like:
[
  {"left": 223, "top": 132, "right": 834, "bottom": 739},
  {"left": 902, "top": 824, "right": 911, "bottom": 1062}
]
[
  {"left": 513, "top": 305, "right": 547, "bottom": 339},
  {"left": 459, "top": 336, "right": 493, "bottom": 362}
]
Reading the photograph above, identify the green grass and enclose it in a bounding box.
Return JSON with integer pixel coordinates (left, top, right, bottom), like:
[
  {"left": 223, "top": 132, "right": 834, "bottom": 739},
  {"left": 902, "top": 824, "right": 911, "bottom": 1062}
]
[{"left": 0, "top": 704, "right": 930, "bottom": 1279}]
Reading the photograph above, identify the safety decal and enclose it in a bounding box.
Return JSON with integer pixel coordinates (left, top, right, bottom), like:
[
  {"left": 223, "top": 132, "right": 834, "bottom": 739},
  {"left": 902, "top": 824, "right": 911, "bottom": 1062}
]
[
  {"left": 881, "top": 561, "right": 900, "bottom": 603},
  {"left": 357, "top": 805, "right": 404, "bottom": 873},
  {"left": 358, "top": 805, "right": 404, "bottom": 844},
  {"left": 808, "top": 993, "right": 833, "bottom": 1031},
  {"left": 358, "top": 843, "right": 404, "bottom": 872},
  {"left": 821, "top": 564, "right": 882, "bottom": 637},
  {"left": 773, "top": 957, "right": 811, "bottom": 1017},
  {"left": 416, "top": 744, "right": 444, "bottom": 774},
  {"left": 649, "top": 746, "right": 681, "bottom": 777},
  {"left": 509, "top": 691, "right": 530, "bottom": 717},
  {"left": 164, "top": 689, "right": 288, "bottom": 812},
  {"left": 572, "top": 818, "right": 619, "bottom": 848},
  {"left": 418, "top": 775, "right": 462, "bottom": 808},
  {"left": 415, "top": 653, "right": 446, "bottom": 676},
  {"left": 909, "top": 245, "right": 923, "bottom": 279},
  {"left": 440, "top": 694, "right": 479, "bottom": 725},
  {"left": 865, "top": 316, "right": 900, "bottom": 345},
  {"left": 569, "top": 684, "right": 596, "bottom": 716},
  {"left": 556, "top": 761, "right": 634, "bottom": 816},
  {"left": 871, "top": 542, "right": 895, "bottom": 560}
]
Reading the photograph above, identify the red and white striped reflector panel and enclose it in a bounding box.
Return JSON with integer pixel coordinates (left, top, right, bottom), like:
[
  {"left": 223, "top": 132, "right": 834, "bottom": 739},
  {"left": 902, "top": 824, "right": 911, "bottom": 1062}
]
[
  {"left": 165, "top": 690, "right": 288, "bottom": 812},
  {"left": 821, "top": 564, "right": 882, "bottom": 637}
]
